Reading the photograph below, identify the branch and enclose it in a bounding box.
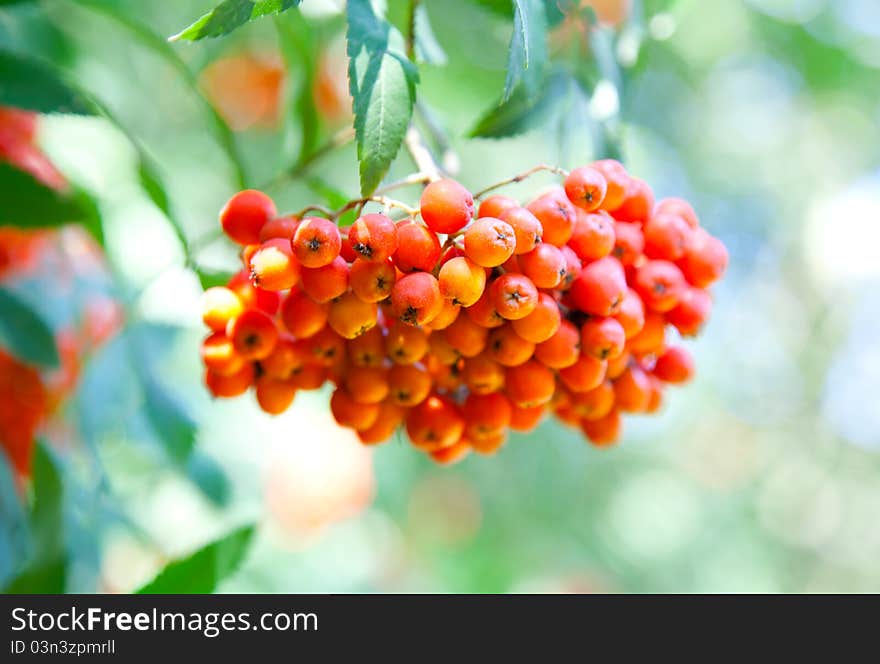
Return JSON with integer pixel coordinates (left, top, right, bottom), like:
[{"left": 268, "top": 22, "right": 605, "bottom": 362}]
[
  {"left": 404, "top": 126, "right": 442, "bottom": 182},
  {"left": 473, "top": 164, "right": 570, "bottom": 199}
]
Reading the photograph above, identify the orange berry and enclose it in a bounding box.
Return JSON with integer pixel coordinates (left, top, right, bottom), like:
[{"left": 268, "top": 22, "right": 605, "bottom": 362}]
[
  {"left": 463, "top": 217, "right": 516, "bottom": 267},
  {"left": 564, "top": 166, "right": 607, "bottom": 211},
  {"left": 303, "top": 325, "right": 345, "bottom": 366},
  {"left": 613, "top": 177, "right": 654, "bottom": 223},
  {"left": 580, "top": 409, "right": 622, "bottom": 447},
  {"left": 406, "top": 394, "right": 465, "bottom": 451},
  {"left": 613, "top": 364, "right": 652, "bottom": 412},
  {"left": 569, "top": 256, "right": 627, "bottom": 316},
  {"left": 644, "top": 212, "right": 692, "bottom": 261},
  {"left": 498, "top": 206, "right": 542, "bottom": 254},
  {"left": 634, "top": 259, "right": 686, "bottom": 313},
  {"left": 260, "top": 334, "right": 308, "bottom": 379},
  {"left": 280, "top": 289, "right": 329, "bottom": 338},
  {"left": 461, "top": 353, "right": 505, "bottom": 394},
  {"left": 201, "top": 286, "right": 244, "bottom": 332},
  {"left": 327, "top": 291, "right": 378, "bottom": 339},
  {"left": 387, "top": 363, "right": 432, "bottom": 407},
  {"left": 559, "top": 354, "right": 607, "bottom": 393},
  {"left": 348, "top": 213, "right": 398, "bottom": 262},
  {"left": 205, "top": 363, "right": 255, "bottom": 398},
  {"left": 358, "top": 400, "right": 405, "bottom": 445},
  {"left": 288, "top": 363, "right": 327, "bottom": 390},
  {"left": 613, "top": 288, "right": 645, "bottom": 339},
  {"left": 385, "top": 321, "right": 429, "bottom": 364},
  {"left": 255, "top": 375, "right": 296, "bottom": 415},
  {"left": 420, "top": 179, "right": 474, "bottom": 234},
  {"left": 505, "top": 360, "right": 556, "bottom": 407},
  {"left": 438, "top": 256, "right": 486, "bottom": 306},
  {"left": 627, "top": 312, "right": 666, "bottom": 356},
  {"left": 424, "top": 298, "right": 460, "bottom": 330},
  {"left": 569, "top": 209, "right": 615, "bottom": 261},
  {"left": 489, "top": 273, "right": 538, "bottom": 320},
  {"left": 390, "top": 271, "right": 443, "bottom": 326},
  {"left": 291, "top": 216, "right": 342, "bottom": 268},
  {"left": 666, "top": 286, "right": 712, "bottom": 337},
  {"left": 444, "top": 313, "right": 489, "bottom": 358},
  {"left": 655, "top": 197, "right": 699, "bottom": 229},
  {"left": 606, "top": 349, "right": 630, "bottom": 380},
  {"left": 527, "top": 188, "right": 576, "bottom": 247},
  {"left": 559, "top": 246, "right": 581, "bottom": 290},
  {"left": 330, "top": 387, "right": 380, "bottom": 431},
  {"left": 580, "top": 317, "right": 626, "bottom": 360},
  {"left": 300, "top": 255, "right": 349, "bottom": 302},
  {"left": 349, "top": 257, "right": 396, "bottom": 303},
  {"left": 519, "top": 243, "right": 565, "bottom": 288},
  {"left": 258, "top": 215, "right": 299, "bottom": 242},
  {"left": 228, "top": 270, "right": 281, "bottom": 314},
  {"left": 344, "top": 365, "right": 390, "bottom": 403},
  {"left": 572, "top": 380, "right": 615, "bottom": 420},
  {"left": 227, "top": 308, "right": 278, "bottom": 360},
  {"left": 592, "top": 159, "right": 628, "bottom": 212},
  {"left": 488, "top": 324, "right": 535, "bottom": 366},
  {"left": 347, "top": 325, "right": 386, "bottom": 367},
  {"left": 427, "top": 331, "right": 461, "bottom": 364},
  {"left": 469, "top": 429, "right": 507, "bottom": 455},
  {"left": 248, "top": 238, "right": 301, "bottom": 291},
  {"left": 430, "top": 438, "right": 471, "bottom": 465},
  {"left": 534, "top": 319, "right": 580, "bottom": 368},
  {"left": 462, "top": 392, "right": 512, "bottom": 440},
  {"left": 612, "top": 221, "right": 645, "bottom": 266},
  {"left": 653, "top": 346, "right": 695, "bottom": 384},
  {"left": 509, "top": 403, "right": 545, "bottom": 432},
  {"left": 510, "top": 292, "right": 561, "bottom": 343},
  {"left": 478, "top": 194, "right": 518, "bottom": 219},
  {"left": 394, "top": 220, "right": 441, "bottom": 272},
  {"left": 678, "top": 228, "right": 728, "bottom": 288},
  {"left": 220, "top": 189, "right": 276, "bottom": 245},
  {"left": 200, "top": 332, "right": 245, "bottom": 376},
  {"left": 464, "top": 287, "right": 505, "bottom": 329}
]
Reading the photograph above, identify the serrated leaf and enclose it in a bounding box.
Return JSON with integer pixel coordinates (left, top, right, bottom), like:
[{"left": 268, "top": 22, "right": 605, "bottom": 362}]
[
  {"left": 471, "top": 70, "right": 569, "bottom": 138},
  {"left": 137, "top": 525, "right": 255, "bottom": 593},
  {"left": 0, "top": 162, "right": 102, "bottom": 239},
  {"left": 347, "top": 0, "right": 418, "bottom": 196},
  {"left": 504, "top": 0, "right": 548, "bottom": 102},
  {"left": 0, "top": 49, "right": 94, "bottom": 114},
  {"left": 0, "top": 287, "right": 59, "bottom": 368},
  {"left": 414, "top": 5, "right": 447, "bottom": 65},
  {"left": 170, "top": 0, "right": 302, "bottom": 42}
]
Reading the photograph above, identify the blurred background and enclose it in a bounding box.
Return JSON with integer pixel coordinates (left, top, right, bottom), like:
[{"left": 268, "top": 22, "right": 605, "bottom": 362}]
[{"left": 2, "top": 0, "right": 880, "bottom": 593}]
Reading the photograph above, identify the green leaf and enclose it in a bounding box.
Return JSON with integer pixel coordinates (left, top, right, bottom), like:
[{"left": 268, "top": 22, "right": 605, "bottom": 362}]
[
  {"left": 197, "top": 268, "right": 236, "bottom": 290},
  {"left": 504, "top": 0, "right": 548, "bottom": 102},
  {"left": 141, "top": 374, "right": 196, "bottom": 465},
  {"left": 414, "top": 4, "right": 447, "bottom": 66},
  {"left": 0, "top": 452, "right": 28, "bottom": 588},
  {"left": 170, "top": 0, "right": 302, "bottom": 42},
  {"left": 0, "top": 49, "right": 95, "bottom": 114},
  {"left": 347, "top": 0, "right": 418, "bottom": 196},
  {"left": 138, "top": 160, "right": 170, "bottom": 218},
  {"left": 0, "top": 162, "right": 102, "bottom": 239},
  {"left": 4, "top": 442, "right": 66, "bottom": 593},
  {"left": 186, "top": 453, "right": 231, "bottom": 507},
  {"left": 471, "top": 70, "right": 569, "bottom": 138},
  {"left": 137, "top": 525, "right": 255, "bottom": 593},
  {"left": 0, "top": 287, "right": 59, "bottom": 368}
]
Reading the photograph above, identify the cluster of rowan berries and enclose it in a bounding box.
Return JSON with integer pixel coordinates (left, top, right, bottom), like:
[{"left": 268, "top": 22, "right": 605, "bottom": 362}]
[{"left": 200, "top": 159, "right": 727, "bottom": 463}]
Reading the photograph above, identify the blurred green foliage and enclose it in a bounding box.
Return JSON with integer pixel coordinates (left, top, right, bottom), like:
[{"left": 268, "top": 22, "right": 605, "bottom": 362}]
[{"left": 0, "top": 0, "right": 879, "bottom": 593}]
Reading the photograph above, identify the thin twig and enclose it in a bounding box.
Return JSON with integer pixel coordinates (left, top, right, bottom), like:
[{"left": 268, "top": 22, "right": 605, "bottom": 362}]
[
  {"left": 404, "top": 126, "right": 442, "bottom": 182},
  {"left": 374, "top": 172, "right": 433, "bottom": 195},
  {"left": 262, "top": 126, "right": 356, "bottom": 191},
  {"left": 473, "top": 164, "right": 570, "bottom": 199},
  {"left": 405, "top": 0, "right": 421, "bottom": 62},
  {"left": 415, "top": 101, "right": 460, "bottom": 175}
]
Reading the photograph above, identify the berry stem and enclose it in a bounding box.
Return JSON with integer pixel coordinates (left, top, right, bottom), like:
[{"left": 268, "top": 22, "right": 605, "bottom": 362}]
[
  {"left": 473, "top": 164, "right": 571, "bottom": 200},
  {"left": 374, "top": 172, "right": 433, "bottom": 195}
]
